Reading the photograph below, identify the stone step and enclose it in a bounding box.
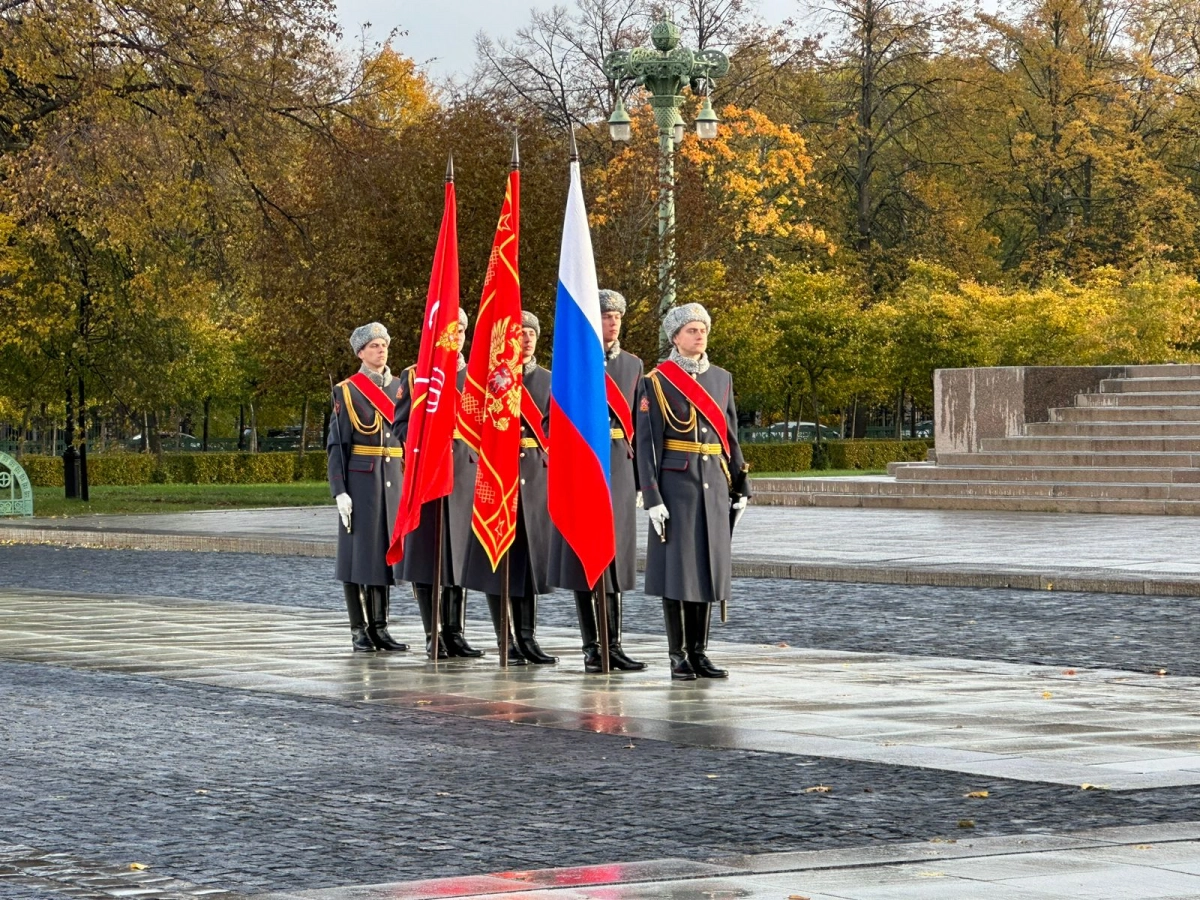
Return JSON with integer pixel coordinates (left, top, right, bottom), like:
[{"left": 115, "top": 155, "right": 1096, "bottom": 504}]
[
  {"left": 1123, "top": 364, "right": 1200, "bottom": 378},
  {"left": 1077, "top": 391, "right": 1200, "bottom": 408},
  {"left": 891, "top": 463, "right": 1200, "bottom": 484},
  {"left": 1025, "top": 421, "right": 1200, "bottom": 437},
  {"left": 981, "top": 436, "right": 1200, "bottom": 452},
  {"left": 1050, "top": 405, "right": 1200, "bottom": 423},
  {"left": 752, "top": 487, "right": 1200, "bottom": 515},
  {"left": 758, "top": 476, "right": 1200, "bottom": 500},
  {"left": 935, "top": 450, "right": 1200, "bottom": 468},
  {"left": 1100, "top": 376, "right": 1200, "bottom": 393}
]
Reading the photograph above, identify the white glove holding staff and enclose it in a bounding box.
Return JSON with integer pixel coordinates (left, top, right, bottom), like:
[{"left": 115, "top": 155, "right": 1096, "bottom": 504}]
[
  {"left": 336, "top": 492, "right": 353, "bottom": 531},
  {"left": 731, "top": 495, "right": 748, "bottom": 528},
  {"left": 647, "top": 503, "right": 670, "bottom": 537}
]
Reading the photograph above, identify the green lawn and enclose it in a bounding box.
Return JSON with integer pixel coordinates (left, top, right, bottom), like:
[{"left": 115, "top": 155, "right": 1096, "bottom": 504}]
[
  {"left": 31, "top": 482, "right": 331, "bottom": 518},
  {"left": 754, "top": 469, "right": 886, "bottom": 478}
]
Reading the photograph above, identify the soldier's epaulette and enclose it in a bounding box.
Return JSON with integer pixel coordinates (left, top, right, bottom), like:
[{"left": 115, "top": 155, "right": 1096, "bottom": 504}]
[{"left": 335, "top": 378, "right": 350, "bottom": 389}]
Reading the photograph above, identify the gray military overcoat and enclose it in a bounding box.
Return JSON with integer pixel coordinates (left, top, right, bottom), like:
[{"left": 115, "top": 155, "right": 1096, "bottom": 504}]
[
  {"left": 461, "top": 363, "right": 552, "bottom": 597},
  {"left": 548, "top": 348, "right": 643, "bottom": 592},
  {"left": 635, "top": 363, "right": 751, "bottom": 605},
  {"left": 393, "top": 366, "right": 476, "bottom": 587},
  {"left": 327, "top": 373, "right": 405, "bottom": 586}
]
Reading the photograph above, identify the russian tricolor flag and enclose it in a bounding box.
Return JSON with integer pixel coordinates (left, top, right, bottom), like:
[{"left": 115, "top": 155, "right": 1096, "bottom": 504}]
[{"left": 547, "top": 142, "right": 615, "bottom": 589}]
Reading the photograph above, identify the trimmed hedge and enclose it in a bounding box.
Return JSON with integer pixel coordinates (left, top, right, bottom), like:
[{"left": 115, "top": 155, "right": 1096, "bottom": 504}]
[
  {"left": 742, "top": 442, "right": 814, "bottom": 472},
  {"left": 20, "top": 452, "right": 328, "bottom": 487},
  {"left": 824, "top": 439, "right": 933, "bottom": 470}
]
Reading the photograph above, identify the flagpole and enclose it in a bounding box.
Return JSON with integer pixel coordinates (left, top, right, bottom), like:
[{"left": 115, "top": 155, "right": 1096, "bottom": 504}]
[
  {"left": 597, "top": 570, "right": 611, "bottom": 674},
  {"left": 430, "top": 501, "right": 444, "bottom": 662},
  {"left": 500, "top": 555, "right": 511, "bottom": 668}
]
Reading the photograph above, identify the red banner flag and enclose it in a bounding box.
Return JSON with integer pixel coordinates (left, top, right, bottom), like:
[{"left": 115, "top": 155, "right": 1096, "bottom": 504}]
[
  {"left": 458, "top": 160, "right": 522, "bottom": 571},
  {"left": 386, "top": 170, "right": 461, "bottom": 566}
]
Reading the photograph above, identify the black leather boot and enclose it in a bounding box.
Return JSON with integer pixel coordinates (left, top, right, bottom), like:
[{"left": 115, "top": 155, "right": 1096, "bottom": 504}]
[
  {"left": 686, "top": 601, "right": 727, "bottom": 678},
  {"left": 365, "top": 586, "right": 409, "bottom": 652},
  {"left": 412, "top": 583, "right": 449, "bottom": 659},
  {"left": 514, "top": 594, "right": 557, "bottom": 665},
  {"left": 606, "top": 592, "right": 646, "bottom": 671},
  {"left": 485, "top": 593, "right": 528, "bottom": 665},
  {"left": 443, "top": 587, "right": 483, "bottom": 657},
  {"left": 343, "top": 583, "right": 376, "bottom": 652},
  {"left": 663, "top": 598, "right": 696, "bottom": 680},
  {"left": 574, "top": 591, "right": 602, "bottom": 673}
]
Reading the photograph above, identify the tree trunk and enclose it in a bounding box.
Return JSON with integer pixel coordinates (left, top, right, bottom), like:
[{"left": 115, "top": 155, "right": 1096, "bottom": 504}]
[
  {"left": 248, "top": 402, "right": 258, "bottom": 453},
  {"left": 141, "top": 411, "right": 150, "bottom": 454},
  {"left": 202, "top": 397, "right": 211, "bottom": 452},
  {"left": 17, "top": 399, "right": 32, "bottom": 458},
  {"left": 298, "top": 396, "right": 309, "bottom": 458},
  {"left": 238, "top": 404, "right": 246, "bottom": 450},
  {"left": 783, "top": 392, "right": 792, "bottom": 442},
  {"left": 895, "top": 387, "right": 904, "bottom": 439},
  {"left": 148, "top": 411, "right": 162, "bottom": 455}
]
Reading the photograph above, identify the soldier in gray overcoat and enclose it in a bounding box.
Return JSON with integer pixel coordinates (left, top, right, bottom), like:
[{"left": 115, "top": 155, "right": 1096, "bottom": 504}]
[
  {"left": 461, "top": 310, "right": 557, "bottom": 665},
  {"left": 548, "top": 289, "right": 646, "bottom": 673},
  {"left": 328, "top": 321, "right": 410, "bottom": 653},
  {"left": 393, "top": 308, "right": 484, "bottom": 660},
  {"left": 636, "top": 303, "right": 751, "bottom": 679}
]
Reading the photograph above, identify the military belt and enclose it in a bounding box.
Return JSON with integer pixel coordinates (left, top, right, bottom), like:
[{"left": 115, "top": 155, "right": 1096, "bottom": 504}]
[
  {"left": 663, "top": 439, "right": 723, "bottom": 456},
  {"left": 519, "top": 437, "right": 540, "bottom": 449},
  {"left": 351, "top": 446, "right": 404, "bottom": 458},
  {"left": 611, "top": 428, "right": 625, "bottom": 440}
]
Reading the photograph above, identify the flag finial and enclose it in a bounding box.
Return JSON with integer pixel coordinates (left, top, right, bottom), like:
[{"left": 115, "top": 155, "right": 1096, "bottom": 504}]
[
  {"left": 568, "top": 126, "right": 578, "bottom": 162},
  {"left": 511, "top": 132, "right": 520, "bottom": 170},
  {"left": 446, "top": 154, "right": 454, "bottom": 183}
]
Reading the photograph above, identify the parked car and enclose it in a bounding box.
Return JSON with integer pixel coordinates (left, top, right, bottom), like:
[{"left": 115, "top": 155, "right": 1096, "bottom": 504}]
[
  {"left": 125, "top": 432, "right": 203, "bottom": 451},
  {"left": 767, "top": 421, "right": 841, "bottom": 440}
]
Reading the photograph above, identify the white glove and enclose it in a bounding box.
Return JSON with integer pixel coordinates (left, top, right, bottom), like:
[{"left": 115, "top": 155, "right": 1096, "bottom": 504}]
[
  {"left": 732, "top": 496, "right": 748, "bottom": 510},
  {"left": 731, "top": 495, "right": 748, "bottom": 529},
  {"left": 636, "top": 491, "right": 644, "bottom": 509},
  {"left": 335, "top": 492, "right": 353, "bottom": 530},
  {"left": 647, "top": 503, "right": 669, "bottom": 536}
]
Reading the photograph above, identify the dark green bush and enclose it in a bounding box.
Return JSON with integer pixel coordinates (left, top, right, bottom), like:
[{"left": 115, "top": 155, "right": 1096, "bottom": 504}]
[
  {"left": 742, "top": 443, "right": 814, "bottom": 472},
  {"left": 19, "top": 452, "right": 328, "bottom": 486},
  {"left": 823, "top": 439, "right": 933, "bottom": 469}
]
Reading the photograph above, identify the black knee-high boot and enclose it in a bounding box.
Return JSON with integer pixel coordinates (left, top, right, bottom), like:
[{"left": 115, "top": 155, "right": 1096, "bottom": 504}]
[
  {"left": 443, "top": 587, "right": 483, "bottom": 657},
  {"left": 606, "top": 592, "right": 646, "bottom": 671},
  {"left": 485, "top": 594, "right": 528, "bottom": 665},
  {"left": 513, "top": 594, "right": 557, "bottom": 664},
  {"left": 365, "top": 585, "right": 409, "bottom": 652},
  {"left": 412, "top": 583, "right": 449, "bottom": 659},
  {"left": 574, "top": 591, "right": 602, "bottom": 673},
  {"left": 685, "top": 601, "right": 727, "bottom": 678},
  {"left": 343, "top": 583, "right": 376, "bottom": 652},
  {"left": 662, "top": 598, "right": 696, "bottom": 680}
]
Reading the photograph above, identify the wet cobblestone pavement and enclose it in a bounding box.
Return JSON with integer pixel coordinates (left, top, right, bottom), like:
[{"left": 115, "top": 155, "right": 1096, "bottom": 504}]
[
  {"left": 0, "top": 545, "right": 1192, "bottom": 676},
  {"left": 4, "top": 657, "right": 1200, "bottom": 895}
]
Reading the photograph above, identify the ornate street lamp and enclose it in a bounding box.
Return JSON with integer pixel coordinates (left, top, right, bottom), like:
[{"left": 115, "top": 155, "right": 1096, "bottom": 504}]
[{"left": 604, "top": 20, "right": 729, "bottom": 353}]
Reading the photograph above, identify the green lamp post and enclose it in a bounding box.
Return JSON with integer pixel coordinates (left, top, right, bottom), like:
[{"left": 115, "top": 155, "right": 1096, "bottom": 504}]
[{"left": 603, "top": 20, "right": 729, "bottom": 353}]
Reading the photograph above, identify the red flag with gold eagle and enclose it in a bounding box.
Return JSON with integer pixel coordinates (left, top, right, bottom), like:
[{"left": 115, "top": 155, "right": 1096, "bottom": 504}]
[
  {"left": 457, "top": 145, "right": 522, "bottom": 571},
  {"left": 387, "top": 162, "right": 461, "bottom": 566}
]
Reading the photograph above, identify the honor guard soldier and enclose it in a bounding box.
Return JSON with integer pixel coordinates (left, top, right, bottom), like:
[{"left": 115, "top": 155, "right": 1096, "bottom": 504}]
[
  {"left": 394, "top": 308, "right": 484, "bottom": 659},
  {"left": 636, "top": 303, "right": 751, "bottom": 679},
  {"left": 463, "top": 310, "right": 557, "bottom": 665},
  {"left": 328, "top": 322, "right": 410, "bottom": 653},
  {"left": 549, "top": 289, "right": 646, "bottom": 673}
]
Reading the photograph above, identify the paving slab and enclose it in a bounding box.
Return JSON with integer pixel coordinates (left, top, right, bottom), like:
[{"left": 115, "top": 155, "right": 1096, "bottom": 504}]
[
  {"left": 6, "top": 504, "right": 1200, "bottom": 595},
  {"left": 4, "top": 588, "right": 1200, "bottom": 790}
]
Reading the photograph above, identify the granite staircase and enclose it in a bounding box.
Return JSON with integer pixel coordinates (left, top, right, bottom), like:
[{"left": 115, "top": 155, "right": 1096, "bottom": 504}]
[{"left": 758, "top": 364, "right": 1200, "bottom": 514}]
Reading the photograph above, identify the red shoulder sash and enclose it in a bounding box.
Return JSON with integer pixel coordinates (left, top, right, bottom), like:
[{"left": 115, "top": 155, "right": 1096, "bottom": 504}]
[
  {"left": 347, "top": 372, "right": 396, "bottom": 425},
  {"left": 605, "top": 372, "right": 634, "bottom": 447},
  {"left": 654, "top": 360, "right": 730, "bottom": 456},
  {"left": 521, "top": 385, "right": 549, "bottom": 451}
]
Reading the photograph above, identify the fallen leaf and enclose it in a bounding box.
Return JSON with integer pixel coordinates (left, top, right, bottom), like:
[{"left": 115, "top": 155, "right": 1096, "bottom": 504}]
[
  {"left": 194, "top": 789, "right": 208, "bottom": 795},
  {"left": 1136, "top": 845, "right": 1153, "bottom": 850},
  {"left": 624, "top": 741, "right": 636, "bottom": 750},
  {"left": 776, "top": 641, "right": 790, "bottom": 648},
  {"left": 435, "top": 792, "right": 451, "bottom": 797},
  {"left": 1080, "top": 783, "right": 1108, "bottom": 791},
  {"left": 964, "top": 791, "right": 989, "bottom": 799},
  {"left": 1157, "top": 669, "right": 1168, "bottom": 676},
  {"left": 804, "top": 785, "right": 832, "bottom": 793},
  {"left": 415, "top": 700, "right": 432, "bottom": 706},
  {"left": 788, "top": 895, "right": 811, "bottom": 900},
  {"left": 917, "top": 871, "right": 946, "bottom": 877},
  {"left": 705, "top": 774, "right": 719, "bottom": 779},
  {"left": 1062, "top": 669, "right": 1077, "bottom": 676},
  {"left": 1042, "top": 691, "right": 1053, "bottom": 699},
  {"left": 1046, "top": 582, "right": 1054, "bottom": 590},
  {"left": 129, "top": 863, "right": 147, "bottom": 871},
  {"left": 957, "top": 819, "right": 975, "bottom": 828},
  {"left": 929, "top": 837, "right": 957, "bottom": 844}
]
